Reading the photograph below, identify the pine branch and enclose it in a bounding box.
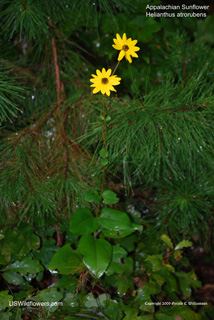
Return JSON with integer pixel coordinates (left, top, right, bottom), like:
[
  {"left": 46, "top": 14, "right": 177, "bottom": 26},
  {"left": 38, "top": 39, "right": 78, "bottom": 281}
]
[{"left": 52, "top": 38, "right": 62, "bottom": 107}]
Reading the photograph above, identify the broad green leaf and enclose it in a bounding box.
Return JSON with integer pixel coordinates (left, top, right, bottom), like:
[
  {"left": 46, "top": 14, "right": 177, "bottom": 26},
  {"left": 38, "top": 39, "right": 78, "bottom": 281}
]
[
  {"left": 0, "top": 252, "right": 11, "bottom": 265},
  {"left": 155, "top": 314, "right": 174, "bottom": 320},
  {"left": 111, "top": 246, "right": 127, "bottom": 262},
  {"left": 3, "top": 272, "right": 25, "bottom": 286},
  {"left": 99, "top": 208, "right": 131, "bottom": 230},
  {"left": 123, "top": 257, "right": 134, "bottom": 274},
  {"left": 84, "top": 293, "right": 110, "bottom": 308},
  {"left": 165, "top": 264, "right": 175, "bottom": 272},
  {"left": 0, "top": 312, "right": 13, "bottom": 320},
  {"left": 175, "top": 240, "right": 193, "bottom": 250},
  {"left": 106, "top": 246, "right": 127, "bottom": 275},
  {"left": 70, "top": 209, "right": 99, "bottom": 235},
  {"left": 135, "top": 283, "right": 161, "bottom": 300},
  {"left": 101, "top": 159, "right": 108, "bottom": 165},
  {"left": 3, "top": 256, "right": 43, "bottom": 275},
  {"left": 134, "top": 283, "right": 161, "bottom": 312},
  {"left": 103, "top": 299, "right": 122, "bottom": 320},
  {"left": 33, "top": 238, "right": 58, "bottom": 269},
  {"left": 156, "top": 305, "right": 198, "bottom": 320},
  {"left": 31, "top": 288, "right": 63, "bottom": 316},
  {"left": 145, "top": 255, "right": 163, "bottom": 272},
  {"left": 99, "top": 148, "right": 109, "bottom": 158},
  {"left": 14, "top": 290, "right": 28, "bottom": 301},
  {"left": 161, "top": 234, "right": 173, "bottom": 249},
  {"left": 0, "top": 225, "right": 40, "bottom": 262},
  {"left": 63, "top": 292, "right": 78, "bottom": 308},
  {"left": 113, "top": 275, "right": 135, "bottom": 296},
  {"left": 176, "top": 271, "right": 201, "bottom": 297},
  {"left": 160, "top": 268, "right": 178, "bottom": 292},
  {"left": 79, "top": 235, "right": 112, "bottom": 278},
  {"left": 102, "top": 190, "right": 119, "bottom": 204},
  {"left": 0, "top": 290, "right": 13, "bottom": 310},
  {"left": 17, "top": 225, "right": 40, "bottom": 254},
  {"left": 123, "top": 308, "right": 138, "bottom": 320},
  {"left": 102, "top": 227, "right": 137, "bottom": 239},
  {"left": 54, "top": 275, "right": 78, "bottom": 290},
  {"left": 84, "top": 191, "right": 101, "bottom": 203},
  {"left": 49, "top": 244, "right": 83, "bottom": 275},
  {"left": 117, "top": 234, "right": 138, "bottom": 251}
]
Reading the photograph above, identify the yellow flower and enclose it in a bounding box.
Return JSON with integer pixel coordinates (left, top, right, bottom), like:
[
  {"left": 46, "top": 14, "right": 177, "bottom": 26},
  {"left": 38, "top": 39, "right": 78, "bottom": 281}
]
[
  {"left": 112, "top": 33, "right": 140, "bottom": 63},
  {"left": 90, "top": 68, "right": 121, "bottom": 96}
]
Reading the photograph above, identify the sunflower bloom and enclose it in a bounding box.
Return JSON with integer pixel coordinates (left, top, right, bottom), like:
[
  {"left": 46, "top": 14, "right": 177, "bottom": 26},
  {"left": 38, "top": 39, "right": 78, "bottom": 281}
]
[
  {"left": 90, "top": 68, "right": 121, "bottom": 96},
  {"left": 112, "top": 33, "right": 140, "bottom": 63}
]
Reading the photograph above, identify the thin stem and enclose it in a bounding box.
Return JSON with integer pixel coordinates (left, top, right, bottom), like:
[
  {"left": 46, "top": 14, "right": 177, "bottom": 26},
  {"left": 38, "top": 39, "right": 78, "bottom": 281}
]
[
  {"left": 112, "top": 60, "right": 120, "bottom": 75},
  {"left": 100, "top": 99, "right": 107, "bottom": 196},
  {"left": 103, "top": 99, "right": 107, "bottom": 157}
]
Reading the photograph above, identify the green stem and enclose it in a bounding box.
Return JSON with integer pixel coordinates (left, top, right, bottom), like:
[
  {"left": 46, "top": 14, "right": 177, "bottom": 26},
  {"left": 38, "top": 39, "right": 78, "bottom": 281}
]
[
  {"left": 112, "top": 60, "right": 120, "bottom": 75},
  {"left": 100, "top": 99, "right": 107, "bottom": 196},
  {"left": 103, "top": 99, "right": 107, "bottom": 157}
]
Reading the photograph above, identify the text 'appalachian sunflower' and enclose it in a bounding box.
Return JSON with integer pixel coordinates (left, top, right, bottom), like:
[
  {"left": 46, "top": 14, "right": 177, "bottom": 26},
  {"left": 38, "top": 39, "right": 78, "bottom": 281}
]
[
  {"left": 90, "top": 68, "right": 121, "bottom": 96},
  {"left": 112, "top": 33, "right": 140, "bottom": 63}
]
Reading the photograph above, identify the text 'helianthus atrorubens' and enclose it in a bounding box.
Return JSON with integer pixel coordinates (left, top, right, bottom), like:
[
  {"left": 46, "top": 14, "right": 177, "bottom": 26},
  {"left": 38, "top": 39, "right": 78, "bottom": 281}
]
[
  {"left": 90, "top": 68, "right": 121, "bottom": 96},
  {"left": 112, "top": 33, "right": 140, "bottom": 63}
]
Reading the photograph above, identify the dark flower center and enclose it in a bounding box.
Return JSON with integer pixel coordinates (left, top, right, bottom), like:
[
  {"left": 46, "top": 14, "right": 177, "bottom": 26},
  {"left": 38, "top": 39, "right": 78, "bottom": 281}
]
[
  {"left": 101, "top": 78, "right": 109, "bottom": 84},
  {"left": 122, "top": 45, "right": 129, "bottom": 52}
]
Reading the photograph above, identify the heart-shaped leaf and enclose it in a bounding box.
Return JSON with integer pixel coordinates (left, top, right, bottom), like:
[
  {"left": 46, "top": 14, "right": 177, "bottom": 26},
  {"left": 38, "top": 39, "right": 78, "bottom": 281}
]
[
  {"left": 49, "top": 244, "right": 83, "bottom": 275},
  {"left": 99, "top": 208, "right": 131, "bottom": 230},
  {"left": 79, "top": 235, "right": 112, "bottom": 278},
  {"left": 84, "top": 191, "right": 101, "bottom": 203},
  {"left": 102, "top": 190, "right": 119, "bottom": 204},
  {"left": 70, "top": 209, "right": 99, "bottom": 235}
]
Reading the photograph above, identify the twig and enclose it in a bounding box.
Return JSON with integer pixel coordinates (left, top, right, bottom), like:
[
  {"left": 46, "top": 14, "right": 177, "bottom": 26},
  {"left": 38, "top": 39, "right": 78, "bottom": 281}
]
[
  {"left": 52, "top": 38, "right": 62, "bottom": 106},
  {"left": 55, "top": 226, "right": 63, "bottom": 247},
  {"left": 183, "top": 61, "right": 187, "bottom": 88}
]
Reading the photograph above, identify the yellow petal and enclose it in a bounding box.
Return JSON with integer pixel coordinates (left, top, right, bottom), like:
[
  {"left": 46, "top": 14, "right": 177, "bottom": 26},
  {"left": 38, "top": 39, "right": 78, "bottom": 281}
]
[
  {"left": 90, "top": 77, "right": 100, "bottom": 82},
  {"left": 126, "top": 38, "right": 132, "bottom": 44},
  {"left": 109, "top": 78, "right": 120, "bottom": 85},
  {"left": 102, "top": 67, "right": 106, "bottom": 75},
  {"left": 109, "top": 75, "right": 121, "bottom": 82},
  {"left": 130, "top": 39, "right": 138, "bottom": 46},
  {"left": 106, "top": 69, "right": 111, "bottom": 77},
  {"left": 90, "top": 82, "right": 100, "bottom": 86},
  {"left": 126, "top": 53, "right": 132, "bottom": 63},
  {"left": 118, "top": 50, "right": 125, "bottom": 61},
  {"left": 91, "top": 74, "right": 97, "bottom": 78},
  {"left": 106, "top": 89, "right": 110, "bottom": 96},
  {"left": 96, "top": 69, "right": 102, "bottom": 77},
  {"left": 133, "top": 46, "right": 140, "bottom": 52},
  {"left": 113, "top": 38, "right": 120, "bottom": 45},
  {"left": 109, "top": 84, "right": 117, "bottom": 91},
  {"left": 131, "top": 52, "right": 138, "bottom": 58},
  {"left": 112, "top": 44, "right": 121, "bottom": 50},
  {"left": 93, "top": 87, "right": 101, "bottom": 94},
  {"left": 122, "top": 33, "right": 127, "bottom": 41},
  {"left": 116, "top": 33, "right": 122, "bottom": 42},
  {"left": 101, "top": 87, "right": 106, "bottom": 95}
]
